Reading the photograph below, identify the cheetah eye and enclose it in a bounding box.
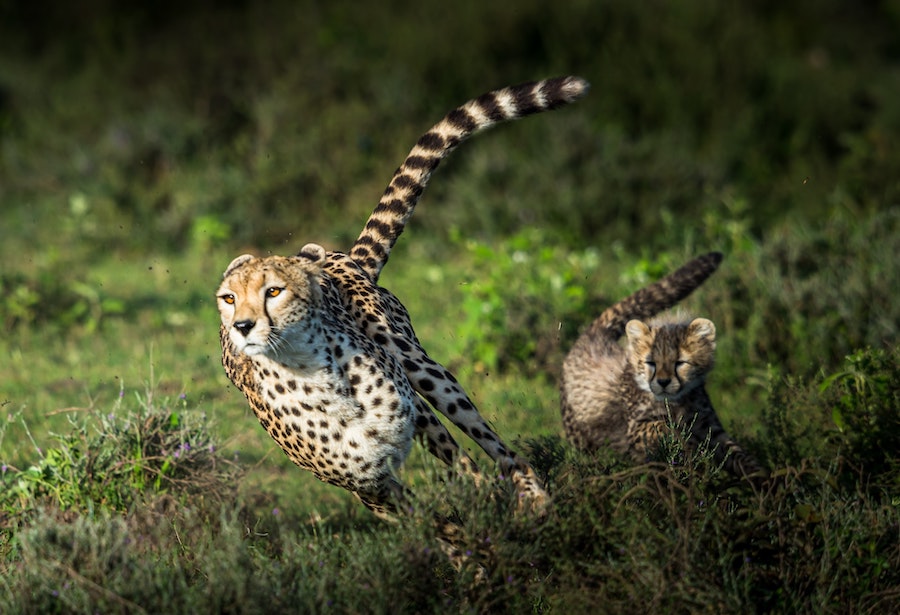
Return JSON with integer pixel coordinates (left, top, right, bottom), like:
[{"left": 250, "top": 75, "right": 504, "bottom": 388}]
[
  {"left": 266, "top": 287, "right": 284, "bottom": 298},
  {"left": 644, "top": 361, "right": 656, "bottom": 368},
  {"left": 675, "top": 360, "right": 689, "bottom": 367},
  {"left": 220, "top": 294, "right": 235, "bottom": 305}
]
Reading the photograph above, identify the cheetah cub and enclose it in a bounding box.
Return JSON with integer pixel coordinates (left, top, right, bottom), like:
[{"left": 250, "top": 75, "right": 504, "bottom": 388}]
[
  {"left": 560, "top": 252, "right": 764, "bottom": 479},
  {"left": 217, "top": 77, "right": 588, "bottom": 526}
]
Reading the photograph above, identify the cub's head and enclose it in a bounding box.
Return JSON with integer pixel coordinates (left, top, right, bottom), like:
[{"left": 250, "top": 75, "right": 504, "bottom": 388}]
[
  {"left": 216, "top": 243, "right": 327, "bottom": 358},
  {"left": 625, "top": 317, "right": 716, "bottom": 401}
]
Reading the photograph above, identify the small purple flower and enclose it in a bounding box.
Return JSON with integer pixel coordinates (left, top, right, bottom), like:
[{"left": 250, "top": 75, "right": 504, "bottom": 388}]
[
  {"left": 179, "top": 393, "right": 187, "bottom": 400},
  {"left": 208, "top": 444, "right": 216, "bottom": 453},
  {"left": 181, "top": 443, "right": 190, "bottom": 451},
  {"left": 119, "top": 390, "right": 125, "bottom": 398},
  {"left": 173, "top": 450, "right": 180, "bottom": 459},
  {"left": 1, "top": 464, "right": 7, "bottom": 474},
  {"left": 272, "top": 508, "right": 280, "bottom": 516}
]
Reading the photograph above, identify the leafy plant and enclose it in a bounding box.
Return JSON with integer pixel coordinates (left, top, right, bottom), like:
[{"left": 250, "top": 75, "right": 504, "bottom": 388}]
[
  {"left": 0, "top": 388, "right": 241, "bottom": 528},
  {"left": 0, "top": 268, "right": 125, "bottom": 332},
  {"left": 446, "top": 226, "right": 602, "bottom": 376},
  {"left": 820, "top": 347, "right": 900, "bottom": 490}
]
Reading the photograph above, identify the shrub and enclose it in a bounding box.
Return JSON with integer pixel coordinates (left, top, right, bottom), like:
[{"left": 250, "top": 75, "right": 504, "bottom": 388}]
[{"left": 0, "top": 388, "right": 241, "bottom": 531}]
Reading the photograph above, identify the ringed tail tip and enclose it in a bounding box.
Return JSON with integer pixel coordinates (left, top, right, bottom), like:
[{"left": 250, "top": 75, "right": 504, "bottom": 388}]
[{"left": 558, "top": 76, "right": 591, "bottom": 102}]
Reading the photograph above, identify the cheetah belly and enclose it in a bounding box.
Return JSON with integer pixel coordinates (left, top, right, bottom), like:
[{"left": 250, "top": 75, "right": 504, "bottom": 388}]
[{"left": 252, "top": 355, "right": 416, "bottom": 493}]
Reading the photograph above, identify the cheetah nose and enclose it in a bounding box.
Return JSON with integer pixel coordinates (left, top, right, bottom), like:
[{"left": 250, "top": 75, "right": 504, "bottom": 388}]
[
  {"left": 656, "top": 378, "right": 671, "bottom": 389},
  {"left": 233, "top": 320, "right": 256, "bottom": 337}
]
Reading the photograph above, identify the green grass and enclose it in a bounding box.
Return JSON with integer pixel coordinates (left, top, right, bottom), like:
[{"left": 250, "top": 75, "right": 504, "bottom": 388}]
[{"left": 1, "top": 1, "right": 899, "bottom": 612}]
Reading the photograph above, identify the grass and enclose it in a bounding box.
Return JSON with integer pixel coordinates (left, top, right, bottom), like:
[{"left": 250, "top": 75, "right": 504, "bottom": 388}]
[{"left": 1, "top": 0, "right": 899, "bottom": 612}]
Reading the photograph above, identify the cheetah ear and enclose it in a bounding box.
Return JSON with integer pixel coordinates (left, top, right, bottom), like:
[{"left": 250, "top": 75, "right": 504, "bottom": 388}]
[
  {"left": 223, "top": 254, "right": 254, "bottom": 278},
  {"left": 625, "top": 319, "right": 651, "bottom": 343},
  {"left": 295, "top": 243, "right": 327, "bottom": 275},
  {"left": 687, "top": 318, "right": 716, "bottom": 344},
  {"left": 297, "top": 243, "right": 326, "bottom": 263}
]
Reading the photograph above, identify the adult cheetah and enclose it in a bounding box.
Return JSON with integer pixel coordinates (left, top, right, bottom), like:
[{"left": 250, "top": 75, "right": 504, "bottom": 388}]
[{"left": 217, "top": 77, "right": 589, "bottom": 525}]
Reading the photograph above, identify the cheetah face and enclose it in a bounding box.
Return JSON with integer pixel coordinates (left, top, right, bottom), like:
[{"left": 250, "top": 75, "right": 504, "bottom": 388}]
[
  {"left": 216, "top": 244, "right": 327, "bottom": 360},
  {"left": 625, "top": 318, "right": 716, "bottom": 401}
]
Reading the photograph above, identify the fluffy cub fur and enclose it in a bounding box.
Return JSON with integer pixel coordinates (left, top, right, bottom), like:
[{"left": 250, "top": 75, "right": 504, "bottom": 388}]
[{"left": 560, "top": 253, "right": 764, "bottom": 479}]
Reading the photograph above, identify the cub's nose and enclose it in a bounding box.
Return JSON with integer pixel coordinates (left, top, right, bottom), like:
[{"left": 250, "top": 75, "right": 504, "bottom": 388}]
[
  {"left": 234, "top": 320, "right": 255, "bottom": 337},
  {"left": 656, "top": 378, "right": 671, "bottom": 389}
]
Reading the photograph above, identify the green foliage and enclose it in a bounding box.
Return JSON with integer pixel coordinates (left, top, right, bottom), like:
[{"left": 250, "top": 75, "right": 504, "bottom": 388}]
[
  {"left": 0, "top": 390, "right": 241, "bottom": 529},
  {"left": 691, "top": 205, "right": 899, "bottom": 380},
  {"left": 760, "top": 347, "right": 900, "bottom": 494},
  {"left": 0, "top": 266, "right": 125, "bottom": 332},
  {"left": 445, "top": 226, "right": 603, "bottom": 376},
  {"left": 3, "top": 405, "right": 899, "bottom": 613},
  {"left": 821, "top": 348, "right": 900, "bottom": 489}
]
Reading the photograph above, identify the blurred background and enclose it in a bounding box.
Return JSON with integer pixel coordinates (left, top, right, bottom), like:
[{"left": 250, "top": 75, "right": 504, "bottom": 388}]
[
  {"left": 2, "top": 0, "right": 898, "bottom": 251},
  {"left": 1, "top": 0, "right": 897, "bottom": 466}
]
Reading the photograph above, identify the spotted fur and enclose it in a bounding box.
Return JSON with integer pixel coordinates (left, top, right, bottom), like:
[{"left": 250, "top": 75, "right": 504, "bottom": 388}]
[
  {"left": 560, "top": 252, "right": 765, "bottom": 479},
  {"left": 217, "top": 77, "right": 588, "bottom": 536}
]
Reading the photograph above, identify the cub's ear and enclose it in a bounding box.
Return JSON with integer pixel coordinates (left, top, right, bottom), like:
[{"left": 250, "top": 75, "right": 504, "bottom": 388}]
[
  {"left": 625, "top": 319, "right": 651, "bottom": 342},
  {"left": 687, "top": 318, "right": 716, "bottom": 343},
  {"left": 223, "top": 254, "right": 254, "bottom": 278}
]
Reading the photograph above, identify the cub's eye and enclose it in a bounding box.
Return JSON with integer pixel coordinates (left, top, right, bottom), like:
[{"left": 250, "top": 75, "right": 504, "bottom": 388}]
[
  {"left": 266, "top": 287, "right": 283, "bottom": 298},
  {"left": 675, "top": 360, "right": 690, "bottom": 367},
  {"left": 220, "top": 294, "right": 235, "bottom": 305},
  {"left": 644, "top": 361, "right": 656, "bottom": 368}
]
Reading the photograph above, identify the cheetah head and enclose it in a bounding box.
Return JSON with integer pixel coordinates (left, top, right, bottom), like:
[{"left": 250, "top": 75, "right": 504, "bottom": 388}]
[
  {"left": 625, "top": 317, "right": 716, "bottom": 401},
  {"left": 216, "top": 243, "right": 327, "bottom": 360}
]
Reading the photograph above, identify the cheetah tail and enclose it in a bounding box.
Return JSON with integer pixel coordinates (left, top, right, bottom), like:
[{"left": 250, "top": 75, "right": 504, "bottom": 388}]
[
  {"left": 349, "top": 76, "right": 590, "bottom": 282},
  {"left": 586, "top": 251, "right": 724, "bottom": 339}
]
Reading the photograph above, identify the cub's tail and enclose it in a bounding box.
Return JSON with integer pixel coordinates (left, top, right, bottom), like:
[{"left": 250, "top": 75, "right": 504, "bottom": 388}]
[
  {"left": 585, "top": 252, "right": 724, "bottom": 340},
  {"left": 350, "top": 76, "right": 589, "bottom": 282}
]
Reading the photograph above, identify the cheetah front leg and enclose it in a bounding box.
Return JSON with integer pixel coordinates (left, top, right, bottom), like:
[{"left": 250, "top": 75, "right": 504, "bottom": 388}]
[
  {"left": 413, "top": 397, "right": 483, "bottom": 483},
  {"left": 402, "top": 348, "right": 550, "bottom": 515}
]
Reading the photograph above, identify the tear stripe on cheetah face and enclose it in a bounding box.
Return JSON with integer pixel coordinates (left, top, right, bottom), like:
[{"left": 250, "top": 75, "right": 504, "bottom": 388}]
[{"left": 217, "top": 249, "right": 326, "bottom": 364}]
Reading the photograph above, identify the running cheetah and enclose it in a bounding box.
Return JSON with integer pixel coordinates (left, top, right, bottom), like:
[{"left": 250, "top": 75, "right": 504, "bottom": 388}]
[
  {"left": 560, "top": 252, "right": 765, "bottom": 479},
  {"left": 217, "top": 77, "right": 588, "bottom": 525}
]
